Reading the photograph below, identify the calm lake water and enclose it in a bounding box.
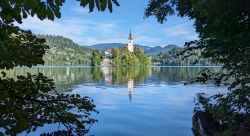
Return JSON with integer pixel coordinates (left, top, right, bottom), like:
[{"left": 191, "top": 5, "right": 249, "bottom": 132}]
[{"left": 5, "top": 66, "right": 228, "bottom": 136}]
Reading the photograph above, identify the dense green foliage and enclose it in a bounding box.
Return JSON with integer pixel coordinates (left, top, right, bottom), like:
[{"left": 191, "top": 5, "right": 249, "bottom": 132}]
[
  {"left": 152, "top": 47, "right": 216, "bottom": 66},
  {"left": 111, "top": 46, "right": 151, "bottom": 66},
  {"left": 0, "top": 0, "right": 119, "bottom": 135},
  {"left": 145, "top": 0, "right": 250, "bottom": 133},
  {"left": 91, "top": 50, "right": 104, "bottom": 66},
  {"left": 91, "top": 46, "right": 151, "bottom": 66},
  {"left": 37, "top": 35, "right": 93, "bottom": 66}
]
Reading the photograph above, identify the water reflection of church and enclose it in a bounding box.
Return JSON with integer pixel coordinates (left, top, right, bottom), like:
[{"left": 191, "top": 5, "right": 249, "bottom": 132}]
[
  {"left": 127, "top": 79, "right": 134, "bottom": 102},
  {"left": 100, "top": 67, "right": 112, "bottom": 84},
  {"left": 100, "top": 67, "right": 135, "bottom": 102}
]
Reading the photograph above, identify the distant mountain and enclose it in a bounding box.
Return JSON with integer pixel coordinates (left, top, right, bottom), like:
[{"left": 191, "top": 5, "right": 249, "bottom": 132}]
[
  {"left": 85, "top": 43, "right": 127, "bottom": 51},
  {"left": 85, "top": 43, "right": 178, "bottom": 56},
  {"left": 145, "top": 44, "right": 178, "bottom": 56}
]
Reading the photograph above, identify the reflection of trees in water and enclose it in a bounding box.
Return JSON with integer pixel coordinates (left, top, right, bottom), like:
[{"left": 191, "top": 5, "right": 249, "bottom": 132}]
[
  {"left": 4, "top": 67, "right": 94, "bottom": 93},
  {"left": 92, "top": 66, "right": 152, "bottom": 86},
  {"left": 6, "top": 67, "right": 223, "bottom": 93},
  {"left": 111, "top": 67, "right": 151, "bottom": 85},
  {"left": 6, "top": 67, "right": 151, "bottom": 93},
  {"left": 151, "top": 67, "right": 222, "bottom": 83}
]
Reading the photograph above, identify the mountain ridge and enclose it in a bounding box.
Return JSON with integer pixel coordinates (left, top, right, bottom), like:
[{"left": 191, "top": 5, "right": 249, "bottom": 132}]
[{"left": 85, "top": 43, "right": 178, "bottom": 56}]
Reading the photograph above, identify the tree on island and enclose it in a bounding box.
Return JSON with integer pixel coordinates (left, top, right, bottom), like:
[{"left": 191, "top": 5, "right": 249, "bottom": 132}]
[
  {"left": 111, "top": 46, "right": 151, "bottom": 66},
  {"left": 92, "top": 49, "right": 104, "bottom": 66},
  {"left": 91, "top": 46, "right": 151, "bottom": 66},
  {"left": 144, "top": 0, "right": 250, "bottom": 134},
  {"left": 0, "top": 0, "right": 119, "bottom": 135}
]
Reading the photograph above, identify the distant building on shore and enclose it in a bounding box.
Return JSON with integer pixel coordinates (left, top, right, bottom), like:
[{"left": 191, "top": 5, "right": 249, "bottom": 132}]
[{"left": 104, "top": 49, "right": 112, "bottom": 59}]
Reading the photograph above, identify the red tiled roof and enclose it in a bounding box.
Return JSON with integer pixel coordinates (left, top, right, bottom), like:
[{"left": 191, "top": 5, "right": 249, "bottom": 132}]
[{"left": 106, "top": 49, "right": 112, "bottom": 53}]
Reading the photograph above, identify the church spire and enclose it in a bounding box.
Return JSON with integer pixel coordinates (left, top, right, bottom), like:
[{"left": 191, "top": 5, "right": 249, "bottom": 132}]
[
  {"left": 127, "top": 29, "right": 134, "bottom": 52},
  {"left": 129, "top": 29, "right": 132, "bottom": 40}
]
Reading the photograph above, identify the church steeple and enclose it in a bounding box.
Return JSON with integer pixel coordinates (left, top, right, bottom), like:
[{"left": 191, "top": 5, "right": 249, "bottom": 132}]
[
  {"left": 129, "top": 29, "right": 133, "bottom": 40},
  {"left": 127, "top": 30, "right": 134, "bottom": 52}
]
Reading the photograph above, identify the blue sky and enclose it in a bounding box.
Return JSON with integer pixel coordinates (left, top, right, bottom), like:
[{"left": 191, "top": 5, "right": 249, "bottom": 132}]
[{"left": 17, "top": 0, "right": 198, "bottom": 47}]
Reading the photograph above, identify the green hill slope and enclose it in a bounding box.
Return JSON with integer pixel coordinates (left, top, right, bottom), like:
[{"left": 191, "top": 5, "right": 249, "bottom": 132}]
[{"left": 37, "top": 35, "right": 93, "bottom": 66}]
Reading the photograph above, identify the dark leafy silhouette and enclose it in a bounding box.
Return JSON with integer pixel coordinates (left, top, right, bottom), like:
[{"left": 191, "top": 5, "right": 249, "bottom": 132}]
[
  {"left": 0, "top": 0, "right": 119, "bottom": 135},
  {"left": 144, "top": 0, "right": 250, "bottom": 134}
]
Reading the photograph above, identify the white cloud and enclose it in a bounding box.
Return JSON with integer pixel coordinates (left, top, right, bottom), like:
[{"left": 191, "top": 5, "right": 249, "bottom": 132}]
[
  {"left": 15, "top": 16, "right": 123, "bottom": 45},
  {"left": 71, "top": 7, "right": 89, "bottom": 14},
  {"left": 184, "top": 35, "right": 199, "bottom": 41},
  {"left": 163, "top": 23, "right": 198, "bottom": 41},
  {"left": 164, "top": 23, "right": 192, "bottom": 36},
  {"left": 14, "top": 14, "right": 196, "bottom": 47}
]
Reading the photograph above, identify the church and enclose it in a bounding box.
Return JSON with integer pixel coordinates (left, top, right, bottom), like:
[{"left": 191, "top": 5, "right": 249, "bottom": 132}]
[
  {"left": 124, "top": 30, "right": 134, "bottom": 52},
  {"left": 105, "top": 30, "right": 134, "bottom": 59}
]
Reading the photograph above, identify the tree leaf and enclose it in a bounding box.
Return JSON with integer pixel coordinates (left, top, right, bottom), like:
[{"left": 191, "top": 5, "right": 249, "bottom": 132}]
[
  {"left": 100, "top": 0, "right": 107, "bottom": 11},
  {"left": 80, "top": 0, "right": 90, "bottom": 7},
  {"left": 111, "top": 0, "right": 120, "bottom": 6},
  {"left": 89, "top": 0, "right": 95, "bottom": 12},
  {"left": 108, "top": 0, "right": 112, "bottom": 13},
  {"left": 95, "top": 0, "right": 100, "bottom": 11}
]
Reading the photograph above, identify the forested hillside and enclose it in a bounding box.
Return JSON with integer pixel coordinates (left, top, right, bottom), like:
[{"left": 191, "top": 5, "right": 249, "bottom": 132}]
[
  {"left": 152, "top": 47, "right": 218, "bottom": 66},
  {"left": 37, "top": 35, "right": 93, "bottom": 66}
]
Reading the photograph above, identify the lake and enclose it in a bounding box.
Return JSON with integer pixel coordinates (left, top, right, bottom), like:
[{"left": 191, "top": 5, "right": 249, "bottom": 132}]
[{"left": 5, "top": 66, "right": 228, "bottom": 136}]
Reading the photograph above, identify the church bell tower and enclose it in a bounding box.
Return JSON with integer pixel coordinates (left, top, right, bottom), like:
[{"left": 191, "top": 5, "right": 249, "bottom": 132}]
[{"left": 128, "top": 30, "right": 134, "bottom": 52}]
